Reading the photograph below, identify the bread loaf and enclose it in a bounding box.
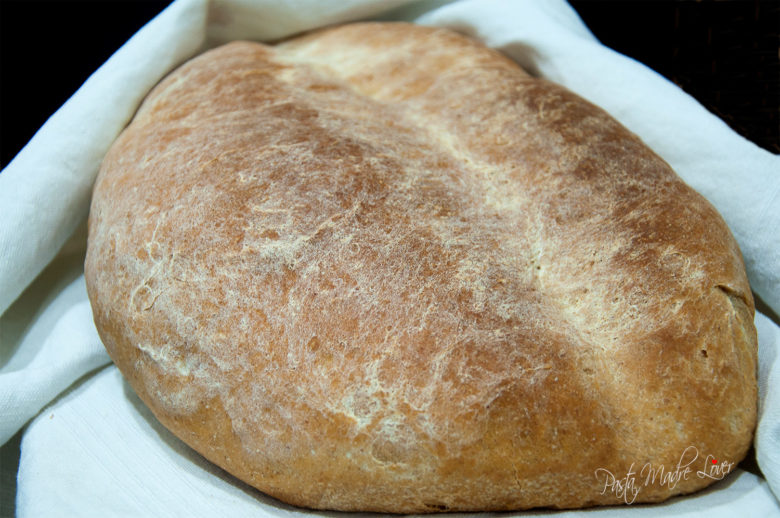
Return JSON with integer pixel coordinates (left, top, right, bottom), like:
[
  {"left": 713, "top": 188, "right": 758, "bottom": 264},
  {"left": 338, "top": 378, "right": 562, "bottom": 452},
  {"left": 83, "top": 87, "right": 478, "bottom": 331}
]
[{"left": 85, "top": 22, "right": 757, "bottom": 512}]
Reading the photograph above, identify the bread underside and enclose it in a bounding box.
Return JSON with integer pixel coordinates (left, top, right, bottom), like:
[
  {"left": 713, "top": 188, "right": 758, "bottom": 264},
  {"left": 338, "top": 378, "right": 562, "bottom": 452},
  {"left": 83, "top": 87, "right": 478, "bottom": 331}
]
[{"left": 85, "top": 22, "right": 757, "bottom": 513}]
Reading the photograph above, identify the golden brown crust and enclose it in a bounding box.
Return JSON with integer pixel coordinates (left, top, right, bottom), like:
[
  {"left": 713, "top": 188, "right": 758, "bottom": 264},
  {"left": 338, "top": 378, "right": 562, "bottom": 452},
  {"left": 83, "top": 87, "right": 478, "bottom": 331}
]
[{"left": 85, "top": 22, "right": 757, "bottom": 512}]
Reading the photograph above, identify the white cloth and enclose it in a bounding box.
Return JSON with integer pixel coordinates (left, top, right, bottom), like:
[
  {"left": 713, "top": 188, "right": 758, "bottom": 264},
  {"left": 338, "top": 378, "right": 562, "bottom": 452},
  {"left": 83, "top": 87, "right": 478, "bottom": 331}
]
[
  {"left": 16, "top": 364, "right": 779, "bottom": 518},
  {"left": 1, "top": 0, "right": 778, "bottom": 515}
]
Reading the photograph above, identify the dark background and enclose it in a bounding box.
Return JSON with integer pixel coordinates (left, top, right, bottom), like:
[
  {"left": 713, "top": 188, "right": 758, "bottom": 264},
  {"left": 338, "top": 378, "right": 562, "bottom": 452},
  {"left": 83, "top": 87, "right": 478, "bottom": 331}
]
[{"left": 1, "top": 0, "right": 778, "bottom": 170}]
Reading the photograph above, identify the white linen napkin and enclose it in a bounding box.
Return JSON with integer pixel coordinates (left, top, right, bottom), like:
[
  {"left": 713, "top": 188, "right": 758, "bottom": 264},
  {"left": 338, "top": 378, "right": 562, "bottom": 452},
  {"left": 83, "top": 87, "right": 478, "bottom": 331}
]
[{"left": 1, "top": 0, "right": 778, "bottom": 515}]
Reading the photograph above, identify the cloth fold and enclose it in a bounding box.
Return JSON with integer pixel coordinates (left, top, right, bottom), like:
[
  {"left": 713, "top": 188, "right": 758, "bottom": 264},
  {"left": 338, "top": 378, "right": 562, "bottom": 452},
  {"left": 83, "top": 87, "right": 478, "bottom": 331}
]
[
  {"left": 1, "top": 0, "right": 778, "bottom": 515},
  {"left": 0, "top": 0, "right": 209, "bottom": 318}
]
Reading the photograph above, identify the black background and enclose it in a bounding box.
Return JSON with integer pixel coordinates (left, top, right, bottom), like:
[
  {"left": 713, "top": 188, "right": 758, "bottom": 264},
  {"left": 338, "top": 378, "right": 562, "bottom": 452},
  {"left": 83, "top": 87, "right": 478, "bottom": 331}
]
[{"left": 1, "top": 0, "right": 778, "bottom": 170}]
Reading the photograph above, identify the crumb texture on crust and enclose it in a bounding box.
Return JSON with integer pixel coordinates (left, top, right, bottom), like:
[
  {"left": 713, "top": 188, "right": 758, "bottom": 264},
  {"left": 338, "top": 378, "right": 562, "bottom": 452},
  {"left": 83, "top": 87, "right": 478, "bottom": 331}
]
[{"left": 85, "top": 22, "right": 757, "bottom": 513}]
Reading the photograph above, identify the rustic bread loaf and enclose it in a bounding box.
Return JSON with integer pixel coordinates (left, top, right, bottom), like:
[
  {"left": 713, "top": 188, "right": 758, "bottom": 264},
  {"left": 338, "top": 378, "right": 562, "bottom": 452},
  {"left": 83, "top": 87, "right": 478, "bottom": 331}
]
[{"left": 85, "top": 22, "right": 757, "bottom": 512}]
